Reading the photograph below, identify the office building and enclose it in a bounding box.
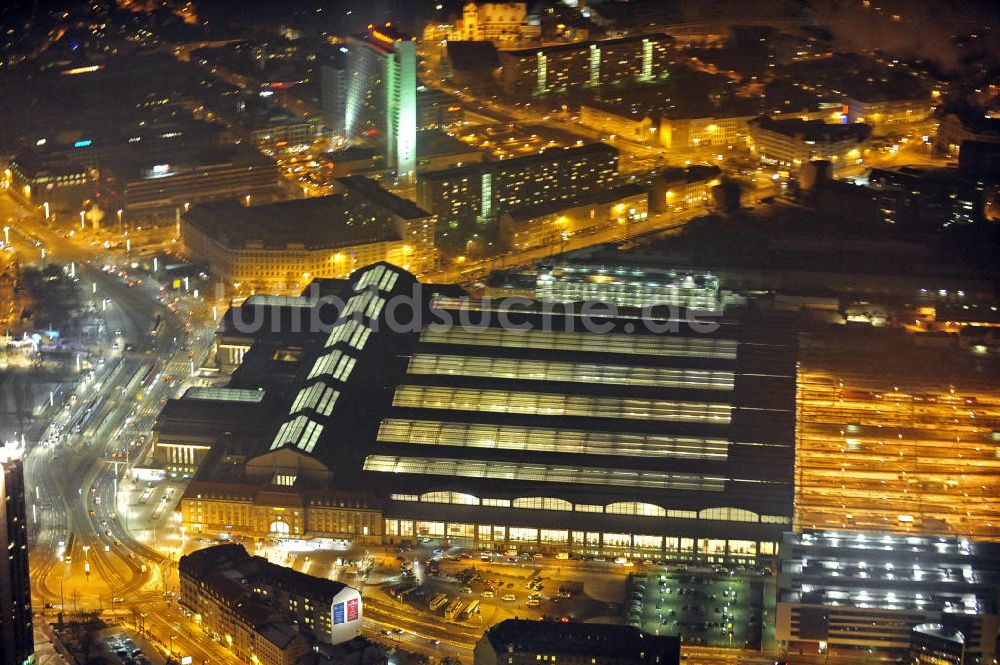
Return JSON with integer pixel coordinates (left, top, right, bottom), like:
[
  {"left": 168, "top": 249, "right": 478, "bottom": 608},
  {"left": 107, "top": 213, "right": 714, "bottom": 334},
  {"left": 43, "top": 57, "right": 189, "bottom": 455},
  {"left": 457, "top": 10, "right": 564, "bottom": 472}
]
[
  {"left": 867, "top": 166, "right": 983, "bottom": 228},
  {"left": 499, "top": 184, "right": 647, "bottom": 251},
  {"left": 176, "top": 263, "right": 797, "bottom": 562},
  {"left": 416, "top": 143, "right": 618, "bottom": 230},
  {"left": 648, "top": 165, "right": 721, "bottom": 214},
  {"left": 8, "top": 149, "right": 95, "bottom": 211},
  {"left": 248, "top": 107, "right": 319, "bottom": 155},
  {"left": 579, "top": 104, "right": 657, "bottom": 144},
  {"left": 958, "top": 140, "right": 1000, "bottom": 182},
  {"left": 416, "top": 88, "right": 465, "bottom": 130},
  {"left": 910, "top": 624, "right": 964, "bottom": 665},
  {"left": 452, "top": 2, "right": 540, "bottom": 45},
  {"left": 179, "top": 544, "right": 368, "bottom": 665},
  {"left": 180, "top": 180, "right": 434, "bottom": 292},
  {"left": 320, "top": 51, "right": 347, "bottom": 139},
  {"left": 333, "top": 175, "right": 435, "bottom": 269},
  {"left": 1, "top": 447, "right": 33, "bottom": 665},
  {"left": 748, "top": 117, "right": 871, "bottom": 171},
  {"left": 110, "top": 147, "right": 281, "bottom": 218},
  {"left": 343, "top": 25, "right": 417, "bottom": 177},
  {"left": 659, "top": 113, "right": 757, "bottom": 150},
  {"left": 535, "top": 263, "right": 721, "bottom": 311},
  {"left": 474, "top": 620, "right": 680, "bottom": 665},
  {"left": 499, "top": 34, "right": 673, "bottom": 96},
  {"left": 776, "top": 531, "right": 1000, "bottom": 662},
  {"left": 845, "top": 95, "right": 933, "bottom": 128},
  {"left": 935, "top": 110, "right": 1000, "bottom": 157}
]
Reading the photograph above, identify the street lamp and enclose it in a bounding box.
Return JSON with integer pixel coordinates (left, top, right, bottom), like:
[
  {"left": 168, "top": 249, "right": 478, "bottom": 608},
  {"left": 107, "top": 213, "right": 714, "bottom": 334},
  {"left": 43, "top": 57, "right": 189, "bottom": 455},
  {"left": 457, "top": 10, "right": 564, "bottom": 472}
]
[{"left": 79, "top": 210, "right": 85, "bottom": 230}]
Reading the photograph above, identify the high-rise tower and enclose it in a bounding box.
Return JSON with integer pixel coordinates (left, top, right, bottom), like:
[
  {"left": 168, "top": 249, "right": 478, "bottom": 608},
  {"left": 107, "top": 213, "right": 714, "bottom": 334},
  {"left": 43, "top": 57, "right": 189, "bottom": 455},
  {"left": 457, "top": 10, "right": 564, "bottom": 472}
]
[
  {"left": 1, "top": 446, "right": 33, "bottom": 665},
  {"left": 344, "top": 24, "right": 417, "bottom": 179}
]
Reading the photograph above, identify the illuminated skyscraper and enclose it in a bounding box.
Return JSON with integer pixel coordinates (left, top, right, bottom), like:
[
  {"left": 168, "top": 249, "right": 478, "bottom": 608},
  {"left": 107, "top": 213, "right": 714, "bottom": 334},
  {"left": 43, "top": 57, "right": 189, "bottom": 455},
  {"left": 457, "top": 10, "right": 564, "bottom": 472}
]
[
  {"left": 344, "top": 25, "right": 417, "bottom": 179},
  {"left": 1, "top": 447, "right": 33, "bottom": 665}
]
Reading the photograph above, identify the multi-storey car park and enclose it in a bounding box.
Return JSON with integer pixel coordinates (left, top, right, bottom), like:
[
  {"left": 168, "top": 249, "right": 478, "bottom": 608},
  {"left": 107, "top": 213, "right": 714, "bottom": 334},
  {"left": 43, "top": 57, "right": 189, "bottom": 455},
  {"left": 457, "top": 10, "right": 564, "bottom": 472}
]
[
  {"left": 776, "top": 530, "right": 1000, "bottom": 662},
  {"left": 795, "top": 328, "right": 1000, "bottom": 542},
  {"left": 175, "top": 262, "right": 798, "bottom": 564}
]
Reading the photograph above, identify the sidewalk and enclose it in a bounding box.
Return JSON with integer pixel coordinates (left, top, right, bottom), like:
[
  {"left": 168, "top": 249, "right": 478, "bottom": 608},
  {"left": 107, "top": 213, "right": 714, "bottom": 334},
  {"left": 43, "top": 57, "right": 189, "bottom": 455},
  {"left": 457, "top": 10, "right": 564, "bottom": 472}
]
[{"left": 35, "top": 623, "right": 73, "bottom": 665}]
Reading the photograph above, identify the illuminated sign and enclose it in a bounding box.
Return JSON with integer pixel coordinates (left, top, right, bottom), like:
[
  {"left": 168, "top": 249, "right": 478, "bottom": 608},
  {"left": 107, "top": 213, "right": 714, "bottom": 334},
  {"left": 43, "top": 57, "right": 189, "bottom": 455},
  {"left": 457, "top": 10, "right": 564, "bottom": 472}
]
[
  {"left": 371, "top": 28, "right": 396, "bottom": 45},
  {"left": 346, "top": 598, "right": 359, "bottom": 621},
  {"left": 74, "top": 139, "right": 92, "bottom": 148},
  {"left": 333, "top": 602, "right": 345, "bottom": 624}
]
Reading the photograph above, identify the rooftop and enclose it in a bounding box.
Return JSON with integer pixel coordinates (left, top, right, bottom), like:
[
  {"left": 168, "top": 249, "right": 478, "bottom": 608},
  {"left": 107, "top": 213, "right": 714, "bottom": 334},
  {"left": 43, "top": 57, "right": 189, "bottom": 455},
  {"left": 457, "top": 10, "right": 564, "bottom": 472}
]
[
  {"left": 445, "top": 41, "right": 501, "bottom": 71},
  {"left": 482, "top": 620, "right": 679, "bottom": 662},
  {"left": 500, "top": 32, "right": 673, "bottom": 57},
  {"left": 183, "top": 195, "right": 401, "bottom": 251},
  {"left": 107, "top": 142, "right": 277, "bottom": 182},
  {"left": 750, "top": 116, "right": 871, "bottom": 143},
  {"left": 778, "top": 531, "right": 1000, "bottom": 615},
  {"left": 946, "top": 108, "right": 1000, "bottom": 138},
  {"left": 180, "top": 542, "right": 352, "bottom": 604},
  {"left": 334, "top": 175, "right": 432, "bottom": 220},
  {"left": 913, "top": 624, "right": 965, "bottom": 645},
  {"left": 320, "top": 147, "right": 382, "bottom": 164},
  {"left": 419, "top": 143, "right": 617, "bottom": 181},
  {"left": 182, "top": 387, "right": 266, "bottom": 403},
  {"left": 245, "top": 263, "right": 796, "bottom": 523},
  {"left": 503, "top": 183, "right": 648, "bottom": 223},
  {"left": 416, "top": 129, "right": 481, "bottom": 158},
  {"left": 657, "top": 165, "right": 722, "bottom": 186}
]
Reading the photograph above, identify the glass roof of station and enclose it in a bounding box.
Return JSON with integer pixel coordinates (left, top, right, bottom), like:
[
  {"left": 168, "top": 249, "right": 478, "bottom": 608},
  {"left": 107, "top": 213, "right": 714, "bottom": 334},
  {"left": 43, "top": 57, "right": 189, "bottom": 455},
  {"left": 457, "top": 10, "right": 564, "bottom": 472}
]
[
  {"left": 363, "top": 454, "right": 727, "bottom": 491},
  {"left": 392, "top": 385, "right": 733, "bottom": 423},
  {"left": 407, "top": 353, "right": 735, "bottom": 390},
  {"left": 420, "top": 326, "right": 738, "bottom": 359},
  {"left": 377, "top": 418, "right": 730, "bottom": 460},
  {"left": 183, "top": 387, "right": 266, "bottom": 403}
]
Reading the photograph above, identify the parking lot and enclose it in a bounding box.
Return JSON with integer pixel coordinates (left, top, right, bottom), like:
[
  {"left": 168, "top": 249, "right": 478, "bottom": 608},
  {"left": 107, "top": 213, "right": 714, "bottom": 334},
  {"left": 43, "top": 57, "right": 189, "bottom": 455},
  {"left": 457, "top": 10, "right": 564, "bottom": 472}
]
[
  {"left": 629, "top": 569, "right": 765, "bottom": 648},
  {"left": 385, "top": 550, "right": 617, "bottom": 627},
  {"left": 103, "top": 630, "right": 161, "bottom": 665}
]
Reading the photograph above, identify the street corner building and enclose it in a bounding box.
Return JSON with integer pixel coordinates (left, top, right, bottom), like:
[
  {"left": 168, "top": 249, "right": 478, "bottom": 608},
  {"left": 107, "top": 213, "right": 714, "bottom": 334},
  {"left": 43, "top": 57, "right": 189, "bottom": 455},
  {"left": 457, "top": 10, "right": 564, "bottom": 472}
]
[
  {"left": 173, "top": 261, "right": 799, "bottom": 564},
  {"left": 178, "top": 543, "right": 371, "bottom": 665},
  {"left": 179, "top": 176, "right": 435, "bottom": 294}
]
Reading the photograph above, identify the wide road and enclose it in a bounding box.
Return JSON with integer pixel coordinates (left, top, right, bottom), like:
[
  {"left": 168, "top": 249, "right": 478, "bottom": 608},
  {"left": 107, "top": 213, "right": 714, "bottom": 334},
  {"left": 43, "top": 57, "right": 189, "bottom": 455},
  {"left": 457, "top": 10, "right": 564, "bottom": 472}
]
[{"left": 6, "top": 191, "right": 238, "bottom": 664}]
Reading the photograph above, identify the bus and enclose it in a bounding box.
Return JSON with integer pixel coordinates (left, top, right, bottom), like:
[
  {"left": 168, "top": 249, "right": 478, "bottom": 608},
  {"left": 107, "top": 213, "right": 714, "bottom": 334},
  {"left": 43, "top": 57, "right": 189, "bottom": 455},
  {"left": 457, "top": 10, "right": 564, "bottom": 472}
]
[
  {"left": 429, "top": 594, "right": 448, "bottom": 611},
  {"left": 461, "top": 600, "right": 480, "bottom": 620},
  {"left": 443, "top": 599, "right": 465, "bottom": 620}
]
